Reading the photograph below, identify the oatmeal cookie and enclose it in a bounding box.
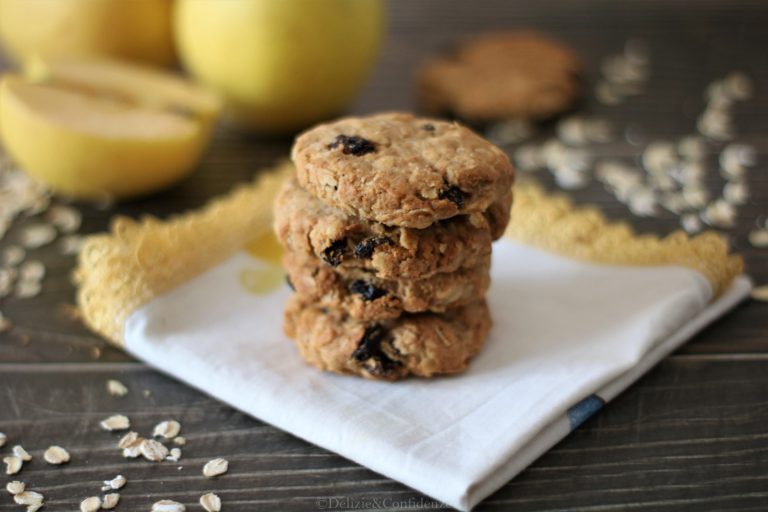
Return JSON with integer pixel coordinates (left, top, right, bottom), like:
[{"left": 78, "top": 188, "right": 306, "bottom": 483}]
[
  {"left": 283, "top": 296, "right": 491, "bottom": 380},
  {"left": 283, "top": 250, "right": 490, "bottom": 321},
  {"left": 418, "top": 31, "right": 583, "bottom": 122},
  {"left": 291, "top": 112, "right": 514, "bottom": 229},
  {"left": 274, "top": 177, "right": 510, "bottom": 279}
]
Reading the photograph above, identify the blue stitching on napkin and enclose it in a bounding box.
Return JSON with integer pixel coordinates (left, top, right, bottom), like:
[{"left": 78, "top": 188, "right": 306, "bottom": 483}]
[{"left": 567, "top": 394, "right": 605, "bottom": 431}]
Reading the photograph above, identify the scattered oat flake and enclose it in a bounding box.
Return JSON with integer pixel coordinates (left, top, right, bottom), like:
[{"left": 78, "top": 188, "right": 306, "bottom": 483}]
[
  {"left": 173, "top": 436, "right": 186, "bottom": 446},
  {"left": 13, "top": 445, "right": 32, "bottom": 461},
  {"left": 60, "top": 234, "right": 86, "bottom": 255},
  {"left": 701, "top": 200, "right": 736, "bottom": 228},
  {"left": 19, "top": 260, "right": 45, "bottom": 281},
  {"left": 682, "top": 186, "right": 709, "bottom": 209},
  {"left": 200, "top": 493, "right": 222, "bottom": 512},
  {"left": 3, "top": 456, "right": 22, "bottom": 475},
  {"left": 203, "top": 457, "right": 228, "bottom": 478},
  {"left": 512, "top": 144, "right": 544, "bottom": 172},
  {"left": 152, "top": 499, "right": 186, "bottom": 512},
  {"left": 122, "top": 445, "right": 142, "bottom": 459},
  {"left": 748, "top": 229, "right": 768, "bottom": 248},
  {"left": 681, "top": 214, "right": 703, "bottom": 235},
  {"left": 0, "top": 432, "right": 6, "bottom": 447},
  {"left": 25, "top": 194, "right": 51, "bottom": 216},
  {"left": 723, "top": 71, "right": 753, "bottom": 100},
  {"left": 751, "top": 285, "right": 768, "bottom": 302},
  {"left": 20, "top": 223, "right": 57, "bottom": 249},
  {"left": 80, "top": 495, "right": 101, "bottom": 512},
  {"left": 628, "top": 188, "right": 657, "bottom": 217},
  {"left": 485, "top": 119, "right": 533, "bottom": 146},
  {"left": 102, "top": 474, "right": 127, "bottom": 491},
  {"left": 678, "top": 135, "right": 707, "bottom": 161},
  {"left": 0, "top": 267, "right": 16, "bottom": 296},
  {"left": 595, "top": 80, "right": 623, "bottom": 106},
  {"left": 2, "top": 245, "right": 25, "bottom": 267},
  {"left": 140, "top": 439, "right": 169, "bottom": 462},
  {"left": 153, "top": 420, "right": 181, "bottom": 439},
  {"left": 6, "top": 480, "right": 24, "bottom": 495},
  {"left": 721, "top": 143, "right": 756, "bottom": 169},
  {"left": 46, "top": 204, "right": 82, "bottom": 233},
  {"left": 101, "top": 493, "right": 120, "bottom": 509},
  {"left": 642, "top": 141, "right": 677, "bottom": 174},
  {"left": 723, "top": 181, "right": 749, "bottom": 205},
  {"left": 166, "top": 448, "right": 182, "bottom": 462},
  {"left": 698, "top": 108, "right": 734, "bottom": 141},
  {"left": 117, "top": 431, "right": 140, "bottom": 449},
  {"left": 107, "top": 379, "right": 129, "bottom": 397},
  {"left": 15, "top": 279, "right": 42, "bottom": 299},
  {"left": 101, "top": 414, "right": 130, "bottom": 431},
  {"left": 43, "top": 445, "right": 70, "bottom": 465},
  {"left": 14, "top": 490, "right": 43, "bottom": 507}
]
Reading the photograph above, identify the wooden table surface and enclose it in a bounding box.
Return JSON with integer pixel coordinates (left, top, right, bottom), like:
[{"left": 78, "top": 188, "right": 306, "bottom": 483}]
[{"left": 1, "top": 1, "right": 767, "bottom": 510}]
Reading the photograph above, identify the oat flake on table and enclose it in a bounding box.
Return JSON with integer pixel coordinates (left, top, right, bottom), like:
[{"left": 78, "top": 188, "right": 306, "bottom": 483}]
[
  {"left": 101, "top": 493, "right": 120, "bottom": 509},
  {"left": 106, "top": 379, "right": 129, "bottom": 397},
  {"left": 13, "top": 445, "right": 31, "bottom": 461},
  {"left": 100, "top": 414, "right": 130, "bottom": 431},
  {"left": 6, "top": 480, "right": 24, "bottom": 495},
  {"left": 4, "top": 455, "right": 22, "bottom": 475},
  {"left": 167, "top": 447, "right": 182, "bottom": 462},
  {"left": 152, "top": 499, "right": 186, "bottom": 512},
  {"left": 43, "top": 445, "right": 70, "bottom": 465},
  {"left": 153, "top": 420, "right": 181, "bottom": 439},
  {"left": 140, "top": 439, "right": 169, "bottom": 462},
  {"left": 14, "top": 490, "right": 43, "bottom": 507},
  {"left": 102, "top": 474, "right": 126, "bottom": 491},
  {"left": 200, "top": 492, "right": 222, "bottom": 512},
  {"left": 117, "top": 431, "right": 139, "bottom": 449},
  {"left": 203, "top": 457, "right": 228, "bottom": 478},
  {"left": 80, "top": 496, "right": 101, "bottom": 512}
]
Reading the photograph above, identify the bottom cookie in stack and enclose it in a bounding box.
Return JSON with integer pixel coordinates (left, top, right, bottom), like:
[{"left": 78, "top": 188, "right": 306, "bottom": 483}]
[{"left": 284, "top": 295, "right": 491, "bottom": 381}]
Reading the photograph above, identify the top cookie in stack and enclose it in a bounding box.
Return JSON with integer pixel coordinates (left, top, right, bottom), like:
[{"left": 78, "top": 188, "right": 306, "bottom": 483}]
[{"left": 276, "top": 112, "right": 514, "bottom": 380}]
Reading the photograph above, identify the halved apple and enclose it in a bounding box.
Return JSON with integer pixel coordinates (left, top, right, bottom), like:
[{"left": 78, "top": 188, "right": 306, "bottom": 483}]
[{"left": 0, "top": 58, "right": 221, "bottom": 199}]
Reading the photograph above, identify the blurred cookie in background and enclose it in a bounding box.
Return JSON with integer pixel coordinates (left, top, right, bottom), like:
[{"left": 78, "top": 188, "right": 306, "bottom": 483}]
[{"left": 417, "top": 31, "right": 583, "bottom": 123}]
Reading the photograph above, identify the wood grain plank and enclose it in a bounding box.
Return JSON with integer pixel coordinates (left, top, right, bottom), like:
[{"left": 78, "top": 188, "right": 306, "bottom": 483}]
[{"left": 0, "top": 359, "right": 765, "bottom": 511}]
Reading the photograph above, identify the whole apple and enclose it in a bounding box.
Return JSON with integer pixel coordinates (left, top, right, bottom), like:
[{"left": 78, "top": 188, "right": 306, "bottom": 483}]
[
  {"left": 0, "top": 0, "right": 175, "bottom": 67},
  {"left": 174, "top": 0, "right": 385, "bottom": 133}
]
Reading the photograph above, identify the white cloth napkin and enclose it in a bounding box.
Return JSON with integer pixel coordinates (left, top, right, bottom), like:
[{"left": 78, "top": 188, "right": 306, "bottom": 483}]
[{"left": 124, "top": 240, "right": 751, "bottom": 511}]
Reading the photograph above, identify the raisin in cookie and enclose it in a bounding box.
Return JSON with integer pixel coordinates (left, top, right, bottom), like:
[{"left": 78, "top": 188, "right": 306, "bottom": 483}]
[
  {"left": 284, "top": 296, "right": 491, "bottom": 380},
  {"left": 418, "top": 31, "right": 582, "bottom": 122},
  {"left": 284, "top": 250, "right": 490, "bottom": 321},
  {"left": 291, "top": 112, "right": 514, "bottom": 229},
  {"left": 275, "top": 177, "right": 510, "bottom": 280}
]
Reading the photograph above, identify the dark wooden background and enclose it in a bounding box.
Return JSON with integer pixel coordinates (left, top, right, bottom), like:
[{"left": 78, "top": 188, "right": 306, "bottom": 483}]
[{"left": 1, "top": 1, "right": 767, "bottom": 510}]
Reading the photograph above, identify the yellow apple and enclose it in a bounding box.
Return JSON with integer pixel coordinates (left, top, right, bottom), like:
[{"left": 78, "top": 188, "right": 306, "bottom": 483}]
[
  {"left": 0, "top": 0, "right": 175, "bottom": 67},
  {"left": 0, "top": 58, "right": 221, "bottom": 199},
  {"left": 174, "top": 0, "right": 385, "bottom": 133}
]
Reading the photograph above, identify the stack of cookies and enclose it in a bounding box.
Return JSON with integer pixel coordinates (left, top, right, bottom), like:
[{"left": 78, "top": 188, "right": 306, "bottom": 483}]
[{"left": 275, "top": 112, "right": 514, "bottom": 380}]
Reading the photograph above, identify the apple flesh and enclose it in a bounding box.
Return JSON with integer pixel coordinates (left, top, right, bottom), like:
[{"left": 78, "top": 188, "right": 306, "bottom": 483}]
[{"left": 0, "top": 59, "right": 221, "bottom": 199}]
